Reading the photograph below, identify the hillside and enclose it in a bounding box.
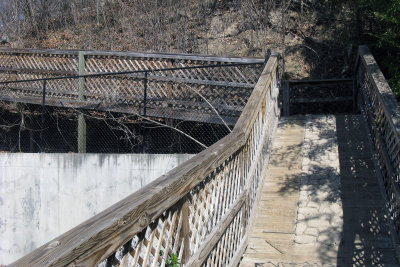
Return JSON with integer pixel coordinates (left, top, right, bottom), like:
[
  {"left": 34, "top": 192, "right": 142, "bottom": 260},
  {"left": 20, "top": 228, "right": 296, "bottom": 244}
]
[{"left": 0, "top": 0, "right": 398, "bottom": 98}]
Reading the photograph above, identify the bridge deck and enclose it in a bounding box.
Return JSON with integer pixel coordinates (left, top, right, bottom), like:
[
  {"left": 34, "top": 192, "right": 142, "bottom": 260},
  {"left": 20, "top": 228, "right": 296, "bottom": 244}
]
[{"left": 240, "top": 114, "right": 398, "bottom": 266}]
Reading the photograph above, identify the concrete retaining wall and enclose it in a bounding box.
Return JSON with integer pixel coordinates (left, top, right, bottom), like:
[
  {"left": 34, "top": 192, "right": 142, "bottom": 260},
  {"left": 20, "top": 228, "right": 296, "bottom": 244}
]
[{"left": 0, "top": 153, "right": 194, "bottom": 265}]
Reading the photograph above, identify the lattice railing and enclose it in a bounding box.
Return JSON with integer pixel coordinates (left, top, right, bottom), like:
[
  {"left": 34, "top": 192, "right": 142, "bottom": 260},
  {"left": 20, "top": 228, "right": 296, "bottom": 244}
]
[
  {"left": 8, "top": 54, "right": 280, "bottom": 267},
  {"left": 0, "top": 48, "right": 264, "bottom": 125},
  {"left": 356, "top": 46, "right": 400, "bottom": 254}
]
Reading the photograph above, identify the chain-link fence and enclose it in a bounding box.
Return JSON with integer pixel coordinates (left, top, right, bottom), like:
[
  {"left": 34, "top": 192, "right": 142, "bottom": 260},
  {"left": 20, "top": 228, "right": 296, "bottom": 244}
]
[{"left": 0, "top": 100, "right": 233, "bottom": 153}]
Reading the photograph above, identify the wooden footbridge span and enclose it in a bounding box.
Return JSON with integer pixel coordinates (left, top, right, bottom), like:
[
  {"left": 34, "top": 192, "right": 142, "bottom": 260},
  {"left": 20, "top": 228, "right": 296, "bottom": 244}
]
[
  {"left": 0, "top": 48, "right": 264, "bottom": 126},
  {"left": 5, "top": 46, "right": 400, "bottom": 266}
]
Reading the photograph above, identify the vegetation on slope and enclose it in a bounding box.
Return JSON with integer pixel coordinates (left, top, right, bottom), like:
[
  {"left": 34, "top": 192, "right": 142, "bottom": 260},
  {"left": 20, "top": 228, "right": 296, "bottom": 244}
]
[{"left": 0, "top": 0, "right": 398, "bottom": 98}]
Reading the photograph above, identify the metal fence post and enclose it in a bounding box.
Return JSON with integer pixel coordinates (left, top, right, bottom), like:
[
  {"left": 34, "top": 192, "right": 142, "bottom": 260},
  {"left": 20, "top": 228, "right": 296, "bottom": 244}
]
[
  {"left": 40, "top": 79, "right": 47, "bottom": 152},
  {"left": 78, "top": 51, "right": 87, "bottom": 153}
]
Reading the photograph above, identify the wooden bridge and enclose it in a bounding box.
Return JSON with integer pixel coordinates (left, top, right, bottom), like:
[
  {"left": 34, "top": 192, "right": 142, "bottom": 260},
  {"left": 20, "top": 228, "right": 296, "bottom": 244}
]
[
  {"left": 4, "top": 46, "right": 400, "bottom": 266},
  {"left": 0, "top": 48, "right": 264, "bottom": 126}
]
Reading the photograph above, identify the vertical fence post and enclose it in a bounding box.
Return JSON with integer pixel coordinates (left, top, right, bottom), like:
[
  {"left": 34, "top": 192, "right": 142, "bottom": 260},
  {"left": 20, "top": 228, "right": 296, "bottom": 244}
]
[
  {"left": 78, "top": 51, "right": 87, "bottom": 153},
  {"left": 181, "top": 197, "right": 191, "bottom": 264},
  {"left": 282, "top": 80, "right": 290, "bottom": 116},
  {"left": 143, "top": 71, "right": 148, "bottom": 117},
  {"left": 40, "top": 79, "right": 47, "bottom": 152}
]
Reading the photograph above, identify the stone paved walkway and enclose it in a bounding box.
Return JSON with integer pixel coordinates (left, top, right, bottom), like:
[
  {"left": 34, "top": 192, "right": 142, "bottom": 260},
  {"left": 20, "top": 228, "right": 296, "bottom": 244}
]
[{"left": 240, "top": 114, "right": 398, "bottom": 266}]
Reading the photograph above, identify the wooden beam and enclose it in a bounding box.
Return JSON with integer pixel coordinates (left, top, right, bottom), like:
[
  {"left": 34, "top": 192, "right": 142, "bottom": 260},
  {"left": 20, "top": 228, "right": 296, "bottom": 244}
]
[
  {"left": 0, "top": 93, "right": 240, "bottom": 126},
  {"left": 0, "top": 47, "right": 264, "bottom": 64},
  {"left": 0, "top": 66, "right": 77, "bottom": 76},
  {"left": 78, "top": 51, "right": 86, "bottom": 153},
  {"left": 234, "top": 54, "right": 278, "bottom": 140},
  {"left": 131, "top": 73, "right": 255, "bottom": 88}
]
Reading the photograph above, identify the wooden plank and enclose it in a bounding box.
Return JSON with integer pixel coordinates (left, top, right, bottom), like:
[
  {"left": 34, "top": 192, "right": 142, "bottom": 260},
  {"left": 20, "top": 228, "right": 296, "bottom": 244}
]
[
  {"left": 137, "top": 73, "right": 255, "bottom": 88},
  {"left": 180, "top": 200, "right": 190, "bottom": 264},
  {"left": 78, "top": 51, "right": 86, "bottom": 153},
  {"left": 0, "top": 93, "right": 240, "bottom": 125},
  {"left": 77, "top": 113, "right": 86, "bottom": 153},
  {"left": 0, "top": 66, "right": 77, "bottom": 75},
  {"left": 78, "top": 51, "right": 85, "bottom": 100}
]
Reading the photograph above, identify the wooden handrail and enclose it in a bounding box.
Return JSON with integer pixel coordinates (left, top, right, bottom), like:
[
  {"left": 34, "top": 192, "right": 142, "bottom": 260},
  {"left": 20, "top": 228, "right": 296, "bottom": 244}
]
[
  {"left": 9, "top": 54, "right": 280, "bottom": 267},
  {"left": 357, "top": 46, "right": 400, "bottom": 136},
  {"left": 356, "top": 45, "right": 400, "bottom": 258}
]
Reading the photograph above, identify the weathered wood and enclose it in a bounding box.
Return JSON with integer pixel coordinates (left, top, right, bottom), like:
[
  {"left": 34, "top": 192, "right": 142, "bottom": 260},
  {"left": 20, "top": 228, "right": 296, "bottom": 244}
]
[
  {"left": 78, "top": 51, "right": 85, "bottom": 100},
  {"left": 77, "top": 113, "right": 86, "bottom": 153},
  {"left": 356, "top": 45, "right": 400, "bottom": 263},
  {"left": 0, "top": 47, "right": 264, "bottom": 136},
  {"left": 8, "top": 129, "right": 245, "bottom": 266},
  {"left": 77, "top": 51, "right": 86, "bottom": 153},
  {"left": 0, "top": 47, "right": 264, "bottom": 63},
  {"left": 234, "top": 54, "right": 278, "bottom": 139},
  {"left": 0, "top": 66, "right": 77, "bottom": 75},
  {"left": 8, "top": 51, "right": 280, "bottom": 267},
  {"left": 358, "top": 46, "right": 400, "bottom": 136},
  {"left": 185, "top": 190, "right": 247, "bottom": 267},
  {"left": 0, "top": 93, "right": 240, "bottom": 126},
  {"left": 181, "top": 198, "right": 191, "bottom": 264},
  {"left": 137, "top": 73, "right": 255, "bottom": 88}
]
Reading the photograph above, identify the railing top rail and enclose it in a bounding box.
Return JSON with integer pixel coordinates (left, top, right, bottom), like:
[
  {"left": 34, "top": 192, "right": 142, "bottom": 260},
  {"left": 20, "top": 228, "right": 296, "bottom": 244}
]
[
  {"left": 357, "top": 45, "right": 400, "bottom": 136},
  {"left": 0, "top": 61, "right": 264, "bottom": 85},
  {"left": 9, "top": 54, "right": 279, "bottom": 267},
  {"left": 0, "top": 47, "right": 265, "bottom": 63}
]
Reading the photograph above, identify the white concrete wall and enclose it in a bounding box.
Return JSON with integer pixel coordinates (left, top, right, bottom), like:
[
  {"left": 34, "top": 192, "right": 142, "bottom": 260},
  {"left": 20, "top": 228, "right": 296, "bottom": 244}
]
[{"left": 0, "top": 153, "right": 194, "bottom": 265}]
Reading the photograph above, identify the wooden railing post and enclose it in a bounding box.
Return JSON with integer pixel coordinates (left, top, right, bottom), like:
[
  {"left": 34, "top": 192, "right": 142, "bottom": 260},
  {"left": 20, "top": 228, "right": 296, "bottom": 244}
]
[
  {"left": 181, "top": 197, "right": 191, "bottom": 264},
  {"left": 78, "top": 51, "right": 86, "bottom": 153}
]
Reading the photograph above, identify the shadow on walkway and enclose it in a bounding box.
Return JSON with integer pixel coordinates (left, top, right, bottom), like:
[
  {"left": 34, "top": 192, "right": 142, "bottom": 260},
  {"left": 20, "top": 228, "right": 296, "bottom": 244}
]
[{"left": 336, "top": 114, "right": 397, "bottom": 266}]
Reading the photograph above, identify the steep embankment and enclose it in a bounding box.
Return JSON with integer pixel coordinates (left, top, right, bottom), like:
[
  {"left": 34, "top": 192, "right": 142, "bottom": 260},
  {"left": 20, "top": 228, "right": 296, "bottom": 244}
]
[
  {"left": 0, "top": 0, "right": 358, "bottom": 81},
  {"left": 1, "top": 0, "right": 398, "bottom": 99}
]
